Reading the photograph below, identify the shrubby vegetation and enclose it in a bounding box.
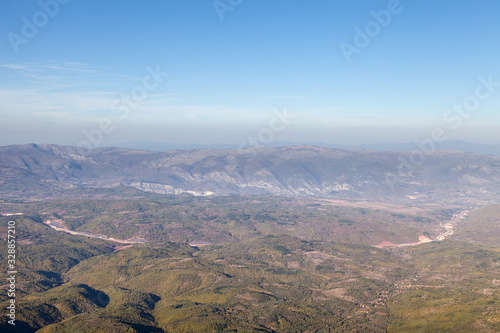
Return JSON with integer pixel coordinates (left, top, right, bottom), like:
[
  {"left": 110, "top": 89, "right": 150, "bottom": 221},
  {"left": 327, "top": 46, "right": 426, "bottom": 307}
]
[
  {"left": 0, "top": 196, "right": 455, "bottom": 246},
  {"left": 388, "top": 241, "right": 500, "bottom": 332},
  {"left": 0, "top": 199, "right": 498, "bottom": 332}
]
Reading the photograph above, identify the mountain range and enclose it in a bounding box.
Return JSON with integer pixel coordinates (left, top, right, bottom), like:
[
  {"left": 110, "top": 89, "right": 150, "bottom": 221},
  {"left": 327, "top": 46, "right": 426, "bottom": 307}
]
[
  {"left": 1, "top": 143, "right": 499, "bottom": 205},
  {"left": 114, "top": 140, "right": 500, "bottom": 156}
]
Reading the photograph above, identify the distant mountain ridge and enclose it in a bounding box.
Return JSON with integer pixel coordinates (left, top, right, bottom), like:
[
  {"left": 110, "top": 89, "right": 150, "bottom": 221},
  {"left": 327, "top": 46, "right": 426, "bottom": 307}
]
[
  {"left": 0, "top": 143, "right": 499, "bottom": 205},
  {"left": 324, "top": 140, "right": 500, "bottom": 156},
  {"left": 114, "top": 140, "right": 500, "bottom": 156}
]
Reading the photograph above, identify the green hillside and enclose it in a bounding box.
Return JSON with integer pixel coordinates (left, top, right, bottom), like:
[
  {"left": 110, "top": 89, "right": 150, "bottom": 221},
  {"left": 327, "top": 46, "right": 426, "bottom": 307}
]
[{"left": 0, "top": 202, "right": 498, "bottom": 332}]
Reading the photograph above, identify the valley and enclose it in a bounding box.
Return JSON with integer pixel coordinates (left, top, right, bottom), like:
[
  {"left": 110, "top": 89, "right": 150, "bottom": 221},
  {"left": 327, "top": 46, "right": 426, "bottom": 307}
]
[
  {"left": 0, "top": 144, "right": 498, "bottom": 332},
  {"left": 30, "top": 203, "right": 471, "bottom": 251}
]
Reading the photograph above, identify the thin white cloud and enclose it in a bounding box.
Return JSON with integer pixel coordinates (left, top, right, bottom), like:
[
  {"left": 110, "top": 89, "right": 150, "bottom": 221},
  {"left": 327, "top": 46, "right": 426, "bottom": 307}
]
[
  {"left": 1, "top": 61, "right": 104, "bottom": 73},
  {"left": 0, "top": 86, "right": 272, "bottom": 126},
  {"left": 1, "top": 64, "right": 29, "bottom": 70},
  {"left": 0, "top": 89, "right": 116, "bottom": 119},
  {"left": 257, "top": 95, "right": 310, "bottom": 100},
  {"left": 0, "top": 60, "right": 140, "bottom": 91}
]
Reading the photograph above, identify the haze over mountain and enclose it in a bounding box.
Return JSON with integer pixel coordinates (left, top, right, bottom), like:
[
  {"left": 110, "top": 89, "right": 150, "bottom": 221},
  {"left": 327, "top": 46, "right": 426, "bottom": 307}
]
[
  {"left": 115, "top": 140, "right": 500, "bottom": 156},
  {"left": 1, "top": 143, "right": 499, "bottom": 206}
]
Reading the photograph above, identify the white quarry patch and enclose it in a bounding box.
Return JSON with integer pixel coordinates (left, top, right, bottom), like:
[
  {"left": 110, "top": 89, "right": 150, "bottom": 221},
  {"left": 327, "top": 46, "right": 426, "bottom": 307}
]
[
  {"left": 130, "top": 182, "right": 214, "bottom": 196},
  {"left": 331, "top": 183, "right": 353, "bottom": 191}
]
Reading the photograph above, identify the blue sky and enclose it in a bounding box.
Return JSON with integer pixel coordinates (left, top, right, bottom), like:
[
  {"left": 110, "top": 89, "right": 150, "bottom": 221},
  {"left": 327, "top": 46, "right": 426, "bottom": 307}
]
[{"left": 0, "top": 0, "right": 499, "bottom": 147}]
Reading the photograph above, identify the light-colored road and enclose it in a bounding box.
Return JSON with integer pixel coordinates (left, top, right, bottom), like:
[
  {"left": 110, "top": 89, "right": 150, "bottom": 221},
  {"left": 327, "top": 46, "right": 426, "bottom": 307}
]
[
  {"left": 434, "top": 210, "right": 469, "bottom": 241},
  {"left": 374, "top": 210, "right": 469, "bottom": 248},
  {"left": 43, "top": 219, "right": 148, "bottom": 244}
]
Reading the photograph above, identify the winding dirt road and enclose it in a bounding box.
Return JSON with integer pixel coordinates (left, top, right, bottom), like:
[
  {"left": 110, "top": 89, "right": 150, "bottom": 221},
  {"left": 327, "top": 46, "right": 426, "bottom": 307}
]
[
  {"left": 374, "top": 210, "right": 469, "bottom": 248},
  {"left": 43, "top": 219, "right": 148, "bottom": 244}
]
